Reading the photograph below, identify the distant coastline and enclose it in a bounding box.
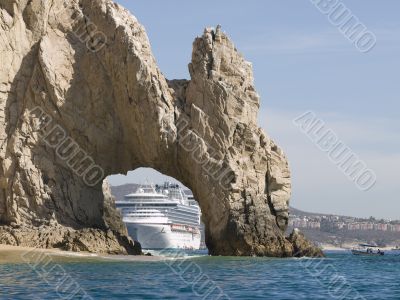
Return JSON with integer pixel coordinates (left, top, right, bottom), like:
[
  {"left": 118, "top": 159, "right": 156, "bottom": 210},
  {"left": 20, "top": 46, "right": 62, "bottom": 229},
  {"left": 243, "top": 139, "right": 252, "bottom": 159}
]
[{"left": 288, "top": 207, "right": 400, "bottom": 248}]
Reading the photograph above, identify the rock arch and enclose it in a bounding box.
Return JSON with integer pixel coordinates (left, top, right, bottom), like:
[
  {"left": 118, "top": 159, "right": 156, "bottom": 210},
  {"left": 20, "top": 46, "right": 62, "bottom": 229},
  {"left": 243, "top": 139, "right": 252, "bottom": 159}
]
[{"left": 0, "top": 0, "right": 321, "bottom": 256}]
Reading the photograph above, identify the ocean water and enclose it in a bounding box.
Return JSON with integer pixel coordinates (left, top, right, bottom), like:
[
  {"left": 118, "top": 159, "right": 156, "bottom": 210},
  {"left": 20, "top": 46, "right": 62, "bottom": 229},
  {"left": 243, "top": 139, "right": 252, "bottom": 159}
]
[{"left": 0, "top": 250, "right": 399, "bottom": 300}]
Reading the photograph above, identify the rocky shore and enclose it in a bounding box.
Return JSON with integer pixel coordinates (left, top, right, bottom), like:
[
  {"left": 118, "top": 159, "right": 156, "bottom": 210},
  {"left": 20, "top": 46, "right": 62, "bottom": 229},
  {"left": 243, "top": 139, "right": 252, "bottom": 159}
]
[{"left": 0, "top": 224, "right": 142, "bottom": 255}]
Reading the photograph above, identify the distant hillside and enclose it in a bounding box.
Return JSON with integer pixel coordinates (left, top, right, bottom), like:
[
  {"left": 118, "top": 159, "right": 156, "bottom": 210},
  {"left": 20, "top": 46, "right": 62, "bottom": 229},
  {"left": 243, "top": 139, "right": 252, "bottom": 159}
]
[
  {"left": 110, "top": 184, "right": 140, "bottom": 202},
  {"left": 289, "top": 207, "right": 400, "bottom": 248},
  {"left": 289, "top": 207, "right": 338, "bottom": 218}
]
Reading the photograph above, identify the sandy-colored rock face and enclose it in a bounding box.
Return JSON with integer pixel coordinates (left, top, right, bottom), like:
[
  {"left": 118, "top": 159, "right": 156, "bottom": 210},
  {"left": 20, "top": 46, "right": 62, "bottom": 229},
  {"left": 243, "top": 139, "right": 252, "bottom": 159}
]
[{"left": 0, "top": 0, "right": 320, "bottom": 256}]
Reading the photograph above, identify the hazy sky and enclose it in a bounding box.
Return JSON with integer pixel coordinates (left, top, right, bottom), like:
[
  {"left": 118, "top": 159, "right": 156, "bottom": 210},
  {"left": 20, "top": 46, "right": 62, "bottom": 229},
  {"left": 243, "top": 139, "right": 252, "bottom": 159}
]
[{"left": 108, "top": 1, "right": 400, "bottom": 220}]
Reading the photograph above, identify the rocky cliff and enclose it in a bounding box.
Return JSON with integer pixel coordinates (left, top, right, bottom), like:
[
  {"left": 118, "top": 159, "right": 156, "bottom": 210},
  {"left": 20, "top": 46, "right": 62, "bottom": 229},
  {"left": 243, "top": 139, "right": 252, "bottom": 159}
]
[{"left": 0, "top": 0, "right": 322, "bottom": 256}]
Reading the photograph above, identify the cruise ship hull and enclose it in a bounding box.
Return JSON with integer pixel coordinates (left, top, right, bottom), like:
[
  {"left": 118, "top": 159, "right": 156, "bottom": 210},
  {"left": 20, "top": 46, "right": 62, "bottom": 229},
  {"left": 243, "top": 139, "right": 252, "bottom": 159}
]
[{"left": 126, "top": 222, "right": 201, "bottom": 250}]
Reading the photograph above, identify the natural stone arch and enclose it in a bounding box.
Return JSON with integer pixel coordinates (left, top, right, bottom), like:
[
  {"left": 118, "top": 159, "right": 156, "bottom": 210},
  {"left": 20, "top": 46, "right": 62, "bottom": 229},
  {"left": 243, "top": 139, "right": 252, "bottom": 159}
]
[{"left": 0, "top": 0, "right": 321, "bottom": 256}]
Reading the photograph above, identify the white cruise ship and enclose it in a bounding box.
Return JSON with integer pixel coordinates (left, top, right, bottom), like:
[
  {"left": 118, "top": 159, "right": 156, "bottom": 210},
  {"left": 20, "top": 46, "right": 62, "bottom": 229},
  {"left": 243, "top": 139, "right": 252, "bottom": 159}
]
[{"left": 116, "top": 182, "right": 201, "bottom": 250}]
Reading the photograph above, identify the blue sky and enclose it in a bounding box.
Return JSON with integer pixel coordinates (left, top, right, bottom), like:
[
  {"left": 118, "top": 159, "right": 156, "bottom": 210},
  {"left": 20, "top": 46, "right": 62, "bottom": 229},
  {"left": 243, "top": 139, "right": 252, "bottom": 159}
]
[{"left": 109, "top": 1, "right": 400, "bottom": 219}]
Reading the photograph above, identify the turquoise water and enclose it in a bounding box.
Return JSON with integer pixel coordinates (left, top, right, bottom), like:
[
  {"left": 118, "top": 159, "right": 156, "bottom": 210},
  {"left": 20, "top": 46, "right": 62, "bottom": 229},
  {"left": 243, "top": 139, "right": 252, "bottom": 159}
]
[{"left": 1, "top": 251, "right": 399, "bottom": 299}]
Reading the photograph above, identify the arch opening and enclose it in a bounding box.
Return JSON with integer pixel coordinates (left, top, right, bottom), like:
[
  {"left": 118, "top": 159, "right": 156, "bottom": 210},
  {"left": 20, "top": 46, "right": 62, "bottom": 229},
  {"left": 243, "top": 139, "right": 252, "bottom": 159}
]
[{"left": 107, "top": 168, "right": 207, "bottom": 252}]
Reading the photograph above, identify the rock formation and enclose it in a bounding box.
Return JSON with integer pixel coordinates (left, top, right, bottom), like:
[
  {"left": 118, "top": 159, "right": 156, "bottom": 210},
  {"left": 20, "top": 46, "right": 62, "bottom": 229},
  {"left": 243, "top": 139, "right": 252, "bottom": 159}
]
[
  {"left": 288, "top": 229, "right": 323, "bottom": 257},
  {"left": 0, "top": 0, "right": 322, "bottom": 257}
]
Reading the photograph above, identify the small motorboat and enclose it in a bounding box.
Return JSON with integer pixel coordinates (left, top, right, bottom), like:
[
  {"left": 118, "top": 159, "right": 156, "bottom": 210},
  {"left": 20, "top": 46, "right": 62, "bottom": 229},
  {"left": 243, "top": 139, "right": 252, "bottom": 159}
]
[{"left": 351, "top": 244, "right": 384, "bottom": 256}]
